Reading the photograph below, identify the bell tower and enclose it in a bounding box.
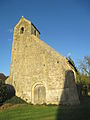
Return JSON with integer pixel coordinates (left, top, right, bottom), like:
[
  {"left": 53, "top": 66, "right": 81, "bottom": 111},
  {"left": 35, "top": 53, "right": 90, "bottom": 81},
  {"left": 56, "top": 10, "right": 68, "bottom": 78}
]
[{"left": 13, "top": 16, "right": 40, "bottom": 39}]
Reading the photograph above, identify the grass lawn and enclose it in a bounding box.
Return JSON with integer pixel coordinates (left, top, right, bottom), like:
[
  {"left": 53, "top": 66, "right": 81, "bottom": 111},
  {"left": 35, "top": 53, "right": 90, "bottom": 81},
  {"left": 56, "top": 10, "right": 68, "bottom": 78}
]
[{"left": 0, "top": 96, "right": 90, "bottom": 120}]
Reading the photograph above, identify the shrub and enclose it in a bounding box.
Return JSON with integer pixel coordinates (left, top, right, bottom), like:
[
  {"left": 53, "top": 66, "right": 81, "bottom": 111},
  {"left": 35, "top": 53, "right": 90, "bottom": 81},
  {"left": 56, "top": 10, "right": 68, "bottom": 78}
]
[{"left": 0, "top": 79, "right": 7, "bottom": 104}]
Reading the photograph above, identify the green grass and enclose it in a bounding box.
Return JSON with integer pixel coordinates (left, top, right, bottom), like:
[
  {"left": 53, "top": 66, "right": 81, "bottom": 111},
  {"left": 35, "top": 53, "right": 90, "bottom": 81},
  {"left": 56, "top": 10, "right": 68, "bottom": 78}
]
[
  {"left": 0, "top": 105, "right": 57, "bottom": 120},
  {"left": 0, "top": 96, "right": 90, "bottom": 120}
]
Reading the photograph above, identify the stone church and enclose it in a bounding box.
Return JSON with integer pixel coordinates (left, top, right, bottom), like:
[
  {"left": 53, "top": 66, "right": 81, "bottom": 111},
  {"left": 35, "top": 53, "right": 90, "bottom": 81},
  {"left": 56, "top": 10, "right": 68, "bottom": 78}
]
[{"left": 6, "top": 16, "right": 79, "bottom": 105}]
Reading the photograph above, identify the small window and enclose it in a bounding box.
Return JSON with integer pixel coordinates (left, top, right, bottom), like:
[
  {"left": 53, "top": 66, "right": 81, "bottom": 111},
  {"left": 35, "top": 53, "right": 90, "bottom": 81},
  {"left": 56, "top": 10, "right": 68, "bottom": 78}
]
[
  {"left": 57, "top": 61, "right": 59, "bottom": 63},
  {"left": 34, "top": 30, "right": 36, "bottom": 35},
  {"left": 20, "top": 27, "right": 24, "bottom": 34}
]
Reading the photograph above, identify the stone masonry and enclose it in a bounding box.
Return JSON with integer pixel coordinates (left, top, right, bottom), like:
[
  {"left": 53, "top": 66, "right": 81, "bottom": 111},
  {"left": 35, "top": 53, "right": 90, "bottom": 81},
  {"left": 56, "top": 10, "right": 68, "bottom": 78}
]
[{"left": 6, "top": 16, "right": 80, "bottom": 105}]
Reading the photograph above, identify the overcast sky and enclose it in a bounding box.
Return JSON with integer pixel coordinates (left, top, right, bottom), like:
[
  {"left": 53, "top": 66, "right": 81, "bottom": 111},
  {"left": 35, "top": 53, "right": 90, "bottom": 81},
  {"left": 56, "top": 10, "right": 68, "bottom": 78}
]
[{"left": 0, "top": 0, "right": 90, "bottom": 76}]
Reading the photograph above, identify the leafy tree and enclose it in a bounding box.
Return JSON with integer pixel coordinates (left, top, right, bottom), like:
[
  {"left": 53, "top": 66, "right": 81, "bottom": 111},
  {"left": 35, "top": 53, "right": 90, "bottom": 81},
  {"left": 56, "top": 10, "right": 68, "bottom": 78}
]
[
  {"left": 0, "top": 79, "right": 7, "bottom": 104},
  {"left": 79, "top": 56, "right": 90, "bottom": 85},
  {"left": 77, "top": 56, "right": 90, "bottom": 96},
  {"left": 0, "top": 73, "right": 8, "bottom": 81}
]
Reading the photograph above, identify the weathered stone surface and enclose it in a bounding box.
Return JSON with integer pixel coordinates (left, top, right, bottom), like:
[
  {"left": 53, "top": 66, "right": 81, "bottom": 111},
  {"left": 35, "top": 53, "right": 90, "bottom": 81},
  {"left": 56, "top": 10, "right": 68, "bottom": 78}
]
[{"left": 6, "top": 16, "right": 80, "bottom": 105}]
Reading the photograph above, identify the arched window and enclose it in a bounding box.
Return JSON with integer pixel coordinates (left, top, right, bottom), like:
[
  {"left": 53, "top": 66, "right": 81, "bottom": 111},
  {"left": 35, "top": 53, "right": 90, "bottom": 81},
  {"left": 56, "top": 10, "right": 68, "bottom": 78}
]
[{"left": 20, "top": 27, "right": 24, "bottom": 34}]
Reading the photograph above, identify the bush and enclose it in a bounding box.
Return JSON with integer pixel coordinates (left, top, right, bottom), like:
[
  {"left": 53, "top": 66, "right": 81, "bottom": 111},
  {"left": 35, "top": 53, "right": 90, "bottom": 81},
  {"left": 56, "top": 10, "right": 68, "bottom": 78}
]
[
  {"left": 0, "top": 80, "right": 7, "bottom": 104},
  {"left": 5, "top": 84, "right": 15, "bottom": 99}
]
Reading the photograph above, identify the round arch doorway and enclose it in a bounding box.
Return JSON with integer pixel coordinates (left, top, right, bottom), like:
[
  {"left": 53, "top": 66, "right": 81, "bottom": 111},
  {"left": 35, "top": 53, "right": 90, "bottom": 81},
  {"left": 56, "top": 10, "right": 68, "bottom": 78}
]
[{"left": 34, "top": 84, "right": 46, "bottom": 104}]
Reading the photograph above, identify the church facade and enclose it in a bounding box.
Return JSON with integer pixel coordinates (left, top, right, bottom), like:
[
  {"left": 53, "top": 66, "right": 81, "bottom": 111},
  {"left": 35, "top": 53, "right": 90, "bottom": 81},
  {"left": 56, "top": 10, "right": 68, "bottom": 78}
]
[{"left": 6, "top": 16, "right": 80, "bottom": 105}]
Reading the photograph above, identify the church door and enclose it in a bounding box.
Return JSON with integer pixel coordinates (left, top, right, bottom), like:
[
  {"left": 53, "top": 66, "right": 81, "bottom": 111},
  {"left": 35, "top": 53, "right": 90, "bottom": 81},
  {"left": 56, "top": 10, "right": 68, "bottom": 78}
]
[{"left": 34, "top": 84, "right": 46, "bottom": 104}]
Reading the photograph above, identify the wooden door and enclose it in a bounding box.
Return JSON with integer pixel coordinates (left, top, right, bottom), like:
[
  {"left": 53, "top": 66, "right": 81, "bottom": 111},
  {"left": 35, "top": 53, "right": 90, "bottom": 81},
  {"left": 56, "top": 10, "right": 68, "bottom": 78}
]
[{"left": 34, "top": 84, "right": 46, "bottom": 104}]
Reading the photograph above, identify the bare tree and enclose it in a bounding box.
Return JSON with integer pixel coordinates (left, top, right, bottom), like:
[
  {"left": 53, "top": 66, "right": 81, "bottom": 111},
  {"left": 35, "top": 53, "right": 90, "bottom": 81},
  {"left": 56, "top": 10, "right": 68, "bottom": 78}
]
[
  {"left": 79, "top": 56, "right": 90, "bottom": 77},
  {"left": 78, "top": 56, "right": 90, "bottom": 96}
]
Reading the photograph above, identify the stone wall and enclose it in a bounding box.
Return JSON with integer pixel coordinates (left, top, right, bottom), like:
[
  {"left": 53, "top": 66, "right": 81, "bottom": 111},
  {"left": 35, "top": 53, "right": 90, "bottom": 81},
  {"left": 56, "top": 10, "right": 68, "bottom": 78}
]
[{"left": 6, "top": 17, "right": 80, "bottom": 105}]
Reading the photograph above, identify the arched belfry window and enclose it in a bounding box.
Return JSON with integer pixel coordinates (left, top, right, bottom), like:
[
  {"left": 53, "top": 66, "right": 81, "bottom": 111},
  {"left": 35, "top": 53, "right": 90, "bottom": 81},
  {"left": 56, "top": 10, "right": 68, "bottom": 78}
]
[{"left": 20, "top": 27, "right": 24, "bottom": 34}]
